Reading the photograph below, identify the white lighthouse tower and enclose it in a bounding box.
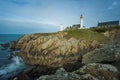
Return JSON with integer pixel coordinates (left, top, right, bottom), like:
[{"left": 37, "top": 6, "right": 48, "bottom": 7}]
[
  {"left": 60, "top": 24, "right": 64, "bottom": 31},
  {"left": 80, "top": 14, "right": 84, "bottom": 29}
]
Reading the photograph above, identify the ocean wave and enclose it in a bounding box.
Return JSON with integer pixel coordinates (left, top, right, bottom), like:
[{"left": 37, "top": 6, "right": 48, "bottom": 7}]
[{"left": 0, "top": 56, "right": 28, "bottom": 79}]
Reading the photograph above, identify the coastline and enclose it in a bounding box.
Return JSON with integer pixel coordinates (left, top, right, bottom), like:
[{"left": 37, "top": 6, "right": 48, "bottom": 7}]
[{"left": 0, "top": 29, "right": 120, "bottom": 80}]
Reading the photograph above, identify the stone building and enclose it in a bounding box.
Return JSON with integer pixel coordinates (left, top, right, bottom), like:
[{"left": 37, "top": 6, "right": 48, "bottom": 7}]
[{"left": 97, "top": 20, "right": 119, "bottom": 28}]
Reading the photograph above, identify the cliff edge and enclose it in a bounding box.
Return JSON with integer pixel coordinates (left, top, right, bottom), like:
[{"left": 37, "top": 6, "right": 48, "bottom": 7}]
[{"left": 12, "top": 29, "right": 108, "bottom": 67}]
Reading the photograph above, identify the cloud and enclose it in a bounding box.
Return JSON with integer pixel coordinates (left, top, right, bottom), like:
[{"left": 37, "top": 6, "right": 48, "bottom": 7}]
[
  {"left": 108, "top": 1, "right": 118, "bottom": 10},
  {"left": 0, "top": 0, "right": 78, "bottom": 27},
  {"left": 0, "top": 19, "right": 59, "bottom": 34},
  {"left": 0, "top": 17, "right": 59, "bottom": 26}
]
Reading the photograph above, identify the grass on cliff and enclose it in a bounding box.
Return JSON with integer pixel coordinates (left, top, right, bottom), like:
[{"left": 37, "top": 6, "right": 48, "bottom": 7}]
[
  {"left": 91, "top": 26, "right": 120, "bottom": 33},
  {"left": 65, "top": 29, "right": 107, "bottom": 42}
]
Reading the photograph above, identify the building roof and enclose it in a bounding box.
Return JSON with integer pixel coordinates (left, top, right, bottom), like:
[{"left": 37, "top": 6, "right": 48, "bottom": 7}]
[{"left": 98, "top": 21, "right": 119, "bottom": 26}]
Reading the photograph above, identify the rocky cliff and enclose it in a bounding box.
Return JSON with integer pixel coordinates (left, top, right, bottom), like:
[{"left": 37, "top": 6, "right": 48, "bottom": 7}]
[
  {"left": 12, "top": 30, "right": 105, "bottom": 67},
  {"left": 10, "top": 29, "right": 120, "bottom": 80},
  {"left": 36, "top": 29, "right": 120, "bottom": 80}
]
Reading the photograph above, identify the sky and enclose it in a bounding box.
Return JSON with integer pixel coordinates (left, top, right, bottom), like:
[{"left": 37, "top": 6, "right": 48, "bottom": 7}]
[{"left": 0, "top": 0, "right": 120, "bottom": 34}]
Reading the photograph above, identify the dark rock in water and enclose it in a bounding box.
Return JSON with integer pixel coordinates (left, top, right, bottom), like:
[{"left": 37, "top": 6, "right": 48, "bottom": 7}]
[
  {"left": 0, "top": 74, "right": 3, "bottom": 77},
  {"left": 0, "top": 43, "right": 10, "bottom": 48},
  {"left": 10, "top": 41, "right": 18, "bottom": 50},
  {"left": 11, "top": 66, "right": 58, "bottom": 80},
  {"left": 37, "top": 63, "right": 119, "bottom": 80},
  {"left": 0, "top": 43, "right": 10, "bottom": 50},
  {"left": 6, "top": 51, "right": 17, "bottom": 60},
  {"left": 7, "top": 54, "right": 14, "bottom": 60},
  {"left": 1, "top": 47, "right": 8, "bottom": 50}
]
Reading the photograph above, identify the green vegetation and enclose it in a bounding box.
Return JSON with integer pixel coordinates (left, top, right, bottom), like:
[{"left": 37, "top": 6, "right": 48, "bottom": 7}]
[
  {"left": 65, "top": 29, "right": 107, "bottom": 42},
  {"left": 91, "top": 26, "right": 120, "bottom": 33}
]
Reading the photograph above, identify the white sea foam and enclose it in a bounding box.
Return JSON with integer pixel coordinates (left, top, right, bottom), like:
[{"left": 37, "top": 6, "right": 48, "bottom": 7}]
[
  {"left": 11, "top": 56, "right": 21, "bottom": 64},
  {"left": 0, "top": 56, "right": 27, "bottom": 79}
]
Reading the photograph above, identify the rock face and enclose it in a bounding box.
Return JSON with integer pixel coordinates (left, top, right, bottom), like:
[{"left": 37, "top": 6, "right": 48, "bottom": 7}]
[
  {"left": 74, "top": 63, "right": 119, "bottom": 80},
  {"left": 37, "top": 63, "right": 119, "bottom": 80},
  {"left": 13, "top": 32, "right": 99, "bottom": 67},
  {"left": 103, "top": 29, "right": 118, "bottom": 42},
  {"left": 82, "top": 43, "right": 120, "bottom": 64},
  {"left": 11, "top": 66, "right": 58, "bottom": 80},
  {"left": 9, "top": 29, "right": 120, "bottom": 80},
  {"left": 37, "top": 68, "right": 81, "bottom": 80}
]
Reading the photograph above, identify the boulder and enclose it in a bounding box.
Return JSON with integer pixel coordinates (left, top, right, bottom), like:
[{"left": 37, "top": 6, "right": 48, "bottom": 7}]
[
  {"left": 0, "top": 43, "right": 10, "bottom": 47},
  {"left": 37, "top": 63, "right": 119, "bottom": 80},
  {"left": 37, "top": 68, "right": 81, "bottom": 80},
  {"left": 74, "top": 63, "right": 119, "bottom": 80},
  {"left": 82, "top": 44, "right": 120, "bottom": 64},
  {"left": 0, "top": 42, "right": 10, "bottom": 50}
]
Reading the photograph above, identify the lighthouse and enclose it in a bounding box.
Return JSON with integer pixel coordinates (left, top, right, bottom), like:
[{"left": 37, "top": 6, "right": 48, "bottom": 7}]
[
  {"left": 80, "top": 14, "right": 84, "bottom": 29},
  {"left": 60, "top": 24, "right": 64, "bottom": 31}
]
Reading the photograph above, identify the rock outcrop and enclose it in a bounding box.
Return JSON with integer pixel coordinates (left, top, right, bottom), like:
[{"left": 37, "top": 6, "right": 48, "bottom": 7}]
[
  {"left": 9, "top": 29, "right": 120, "bottom": 80},
  {"left": 82, "top": 44, "right": 120, "bottom": 64},
  {"left": 103, "top": 29, "right": 118, "bottom": 42},
  {"left": 0, "top": 43, "right": 10, "bottom": 48},
  {"left": 13, "top": 32, "right": 100, "bottom": 67},
  {"left": 74, "top": 63, "right": 119, "bottom": 80},
  {"left": 37, "top": 68, "right": 81, "bottom": 80},
  {"left": 37, "top": 63, "right": 119, "bottom": 80}
]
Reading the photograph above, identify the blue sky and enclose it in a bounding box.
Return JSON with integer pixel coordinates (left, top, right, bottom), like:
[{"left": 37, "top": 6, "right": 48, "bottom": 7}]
[{"left": 0, "top": 0, "right": 120, "bottom": 34}]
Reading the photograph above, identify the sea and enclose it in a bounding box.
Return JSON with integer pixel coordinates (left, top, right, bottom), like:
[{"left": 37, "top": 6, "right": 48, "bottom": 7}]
[{"left": 0, "top": 34, "right": 28, "bottom": 79}]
